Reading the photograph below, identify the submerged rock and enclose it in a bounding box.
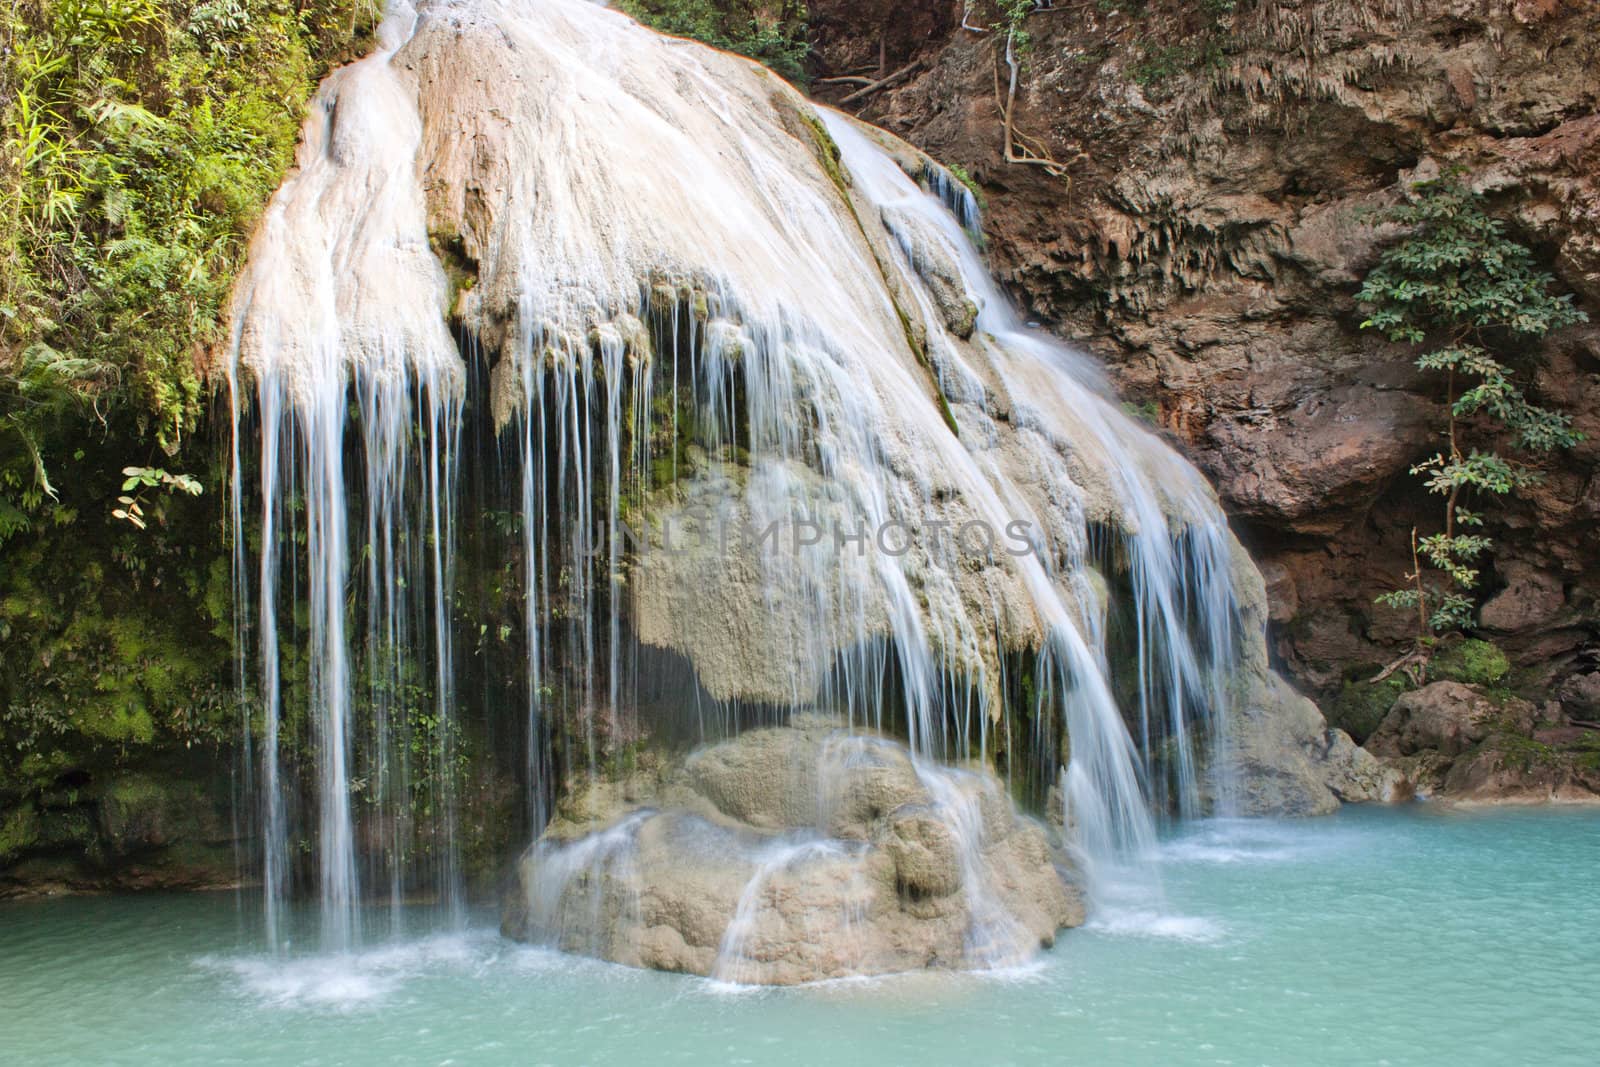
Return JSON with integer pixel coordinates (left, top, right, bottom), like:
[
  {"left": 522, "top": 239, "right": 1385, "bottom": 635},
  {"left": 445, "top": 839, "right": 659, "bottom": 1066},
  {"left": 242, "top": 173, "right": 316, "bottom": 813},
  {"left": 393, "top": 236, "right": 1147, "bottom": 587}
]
[{"left": 500, "top": 720, "right": 1083, "bottom": 984}]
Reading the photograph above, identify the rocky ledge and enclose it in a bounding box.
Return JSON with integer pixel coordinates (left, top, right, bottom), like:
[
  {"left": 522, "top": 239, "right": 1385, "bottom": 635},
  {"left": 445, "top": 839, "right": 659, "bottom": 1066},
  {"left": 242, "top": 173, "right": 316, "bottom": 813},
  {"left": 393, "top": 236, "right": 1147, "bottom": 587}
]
[
  {"left": 1368, "top": 679, "right": 1600, "bottom": 804},
  {"left": 500, "top": 719, "right": 1083, "bottom": 984}
]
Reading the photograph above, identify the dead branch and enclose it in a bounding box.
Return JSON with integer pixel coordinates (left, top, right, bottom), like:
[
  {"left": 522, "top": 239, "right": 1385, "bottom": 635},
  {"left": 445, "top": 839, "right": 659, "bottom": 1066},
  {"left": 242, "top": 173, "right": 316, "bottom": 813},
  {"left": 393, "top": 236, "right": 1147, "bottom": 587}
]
[
  {"left": 1369, "top": 647, "right": 1429, "bottom": 685},
  {"left": 840, "top": 60, "right": 924, "bottom": 105}
]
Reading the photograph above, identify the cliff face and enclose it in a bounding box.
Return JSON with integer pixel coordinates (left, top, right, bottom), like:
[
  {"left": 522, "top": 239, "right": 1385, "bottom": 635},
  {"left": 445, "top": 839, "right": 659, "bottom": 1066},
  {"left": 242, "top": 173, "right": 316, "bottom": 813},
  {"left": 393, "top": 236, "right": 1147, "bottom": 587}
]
[{"left": 809, "top": 0, "right": 1600, "bottom": 710}]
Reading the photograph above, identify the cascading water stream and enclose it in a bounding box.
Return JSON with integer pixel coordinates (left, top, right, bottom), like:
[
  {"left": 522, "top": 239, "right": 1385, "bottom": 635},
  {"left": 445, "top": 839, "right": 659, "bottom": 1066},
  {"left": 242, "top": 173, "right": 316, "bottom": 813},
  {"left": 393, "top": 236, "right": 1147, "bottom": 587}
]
[
  {"left": 228, "top": 2, "right": 465, "bottom": 950},
  {"left": 819, "top": 112, "right": 1242, "bottom": 875},
  {"left": 226, "top": 0, "right": 1255, "bottom": 956}
]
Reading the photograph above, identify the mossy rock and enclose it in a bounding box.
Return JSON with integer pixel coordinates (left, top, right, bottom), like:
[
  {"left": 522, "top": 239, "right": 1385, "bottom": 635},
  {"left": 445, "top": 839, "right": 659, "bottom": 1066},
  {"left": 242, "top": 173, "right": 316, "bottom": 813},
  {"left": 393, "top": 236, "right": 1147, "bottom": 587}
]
[
  {"left": 1326, "top": 675, "right": 1409, "bottom": 745},
  {"left": 0, "top": 805, "right": 42, "bottom": 860},
  {"left": 1432, "top": 639, "right": 1511, "bottom": 687},
  {"left": 95, "top": 774, "right": 222, "bottom": 857}
]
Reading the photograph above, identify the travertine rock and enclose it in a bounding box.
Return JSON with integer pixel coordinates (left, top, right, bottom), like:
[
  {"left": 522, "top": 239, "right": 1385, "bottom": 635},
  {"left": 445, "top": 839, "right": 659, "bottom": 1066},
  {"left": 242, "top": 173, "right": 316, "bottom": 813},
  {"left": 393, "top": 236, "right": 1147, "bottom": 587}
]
[{"left": 502, "top": 720, "right": 1084, "bottom": 984}]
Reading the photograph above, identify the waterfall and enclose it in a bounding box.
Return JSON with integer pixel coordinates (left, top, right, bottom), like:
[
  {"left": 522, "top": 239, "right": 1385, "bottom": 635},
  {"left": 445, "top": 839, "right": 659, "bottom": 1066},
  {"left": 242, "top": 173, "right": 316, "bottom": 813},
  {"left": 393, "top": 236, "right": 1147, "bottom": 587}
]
[
  {"left": 227, "top": 3, "right": 466, "bottom": 949},
  {"left": 226, "top": 0, "right": 1247, "bottom": 951}
]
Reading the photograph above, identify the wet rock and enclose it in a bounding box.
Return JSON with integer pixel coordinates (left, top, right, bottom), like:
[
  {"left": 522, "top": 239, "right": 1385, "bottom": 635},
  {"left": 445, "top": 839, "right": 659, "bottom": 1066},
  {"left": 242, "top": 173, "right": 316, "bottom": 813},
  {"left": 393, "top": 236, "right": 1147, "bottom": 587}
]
[
  {"left": 1356, "top": 680, "right": 1600, "bottom": 803},
  {"left": 1440, "top": 737, "right": 1600, "bottom": 805},
  {"left": 1221, "top": 670, "right": 1402, "bottom": 815},
  {"left": 502, "top": 720, "right": 1083, "bottom": 984},
  {"left": 886, "top": 806, "right": 963, "bottom": 898},
  {"left": 1213, "top": 544, "right": 1404, "bottom": 814},
  {"left": 1557, "top": 672, "right": 1600, "bottom": 717}
]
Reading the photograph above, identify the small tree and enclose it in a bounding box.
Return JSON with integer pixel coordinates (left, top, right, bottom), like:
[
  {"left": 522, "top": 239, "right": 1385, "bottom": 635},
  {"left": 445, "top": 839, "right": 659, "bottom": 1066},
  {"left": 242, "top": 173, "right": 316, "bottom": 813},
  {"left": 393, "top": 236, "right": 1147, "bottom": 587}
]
[{"left": 1358, "top": 175, "right": 1586, "bottom": 658}]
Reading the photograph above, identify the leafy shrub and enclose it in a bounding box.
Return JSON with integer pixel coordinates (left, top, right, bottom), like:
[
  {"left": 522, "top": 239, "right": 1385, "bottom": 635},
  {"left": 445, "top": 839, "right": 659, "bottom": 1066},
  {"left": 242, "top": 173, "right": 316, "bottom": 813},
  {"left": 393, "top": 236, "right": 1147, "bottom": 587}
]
[
  {"left": 1, "top": 1, "right": 374, "bottom": 501},
  {"left": 615, "top": 0, "right": 810, "bottom": 85},
  {"left": 1359, "top": 175, "right": 1586, "bottom": 639}
]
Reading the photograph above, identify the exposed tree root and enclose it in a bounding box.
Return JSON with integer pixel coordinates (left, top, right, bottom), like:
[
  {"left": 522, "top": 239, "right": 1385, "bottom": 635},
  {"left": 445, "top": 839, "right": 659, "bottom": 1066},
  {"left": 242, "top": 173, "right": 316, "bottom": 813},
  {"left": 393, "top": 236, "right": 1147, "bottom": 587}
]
[{"left": 992, "top": 32, "right": 1072, "bottom": 183}]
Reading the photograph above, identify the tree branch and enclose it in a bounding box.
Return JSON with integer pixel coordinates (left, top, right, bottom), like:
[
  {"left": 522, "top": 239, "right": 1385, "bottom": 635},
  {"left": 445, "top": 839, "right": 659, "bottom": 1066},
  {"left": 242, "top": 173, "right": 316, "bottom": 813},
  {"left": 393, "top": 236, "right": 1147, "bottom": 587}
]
[{"left": 839, "top": 60, "right": 924, "bottom": 105}]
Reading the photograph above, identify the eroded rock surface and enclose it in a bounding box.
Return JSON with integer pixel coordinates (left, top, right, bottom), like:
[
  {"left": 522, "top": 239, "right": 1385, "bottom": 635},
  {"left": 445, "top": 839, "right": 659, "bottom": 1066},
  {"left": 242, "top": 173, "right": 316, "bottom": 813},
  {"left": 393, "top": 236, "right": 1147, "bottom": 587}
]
[
  {"left": 808, "top": 0, "right": 1600, "bottom": 711},
  {"left": 500, "top": 719, "right": 1083, "bottom": 984}
]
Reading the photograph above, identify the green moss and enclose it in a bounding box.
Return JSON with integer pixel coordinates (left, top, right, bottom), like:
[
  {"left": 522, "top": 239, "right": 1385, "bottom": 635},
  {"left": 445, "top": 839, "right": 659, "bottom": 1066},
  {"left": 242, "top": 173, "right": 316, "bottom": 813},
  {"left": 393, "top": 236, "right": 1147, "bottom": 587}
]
[
  {"left": 105, "top": 774, "right": 168, "bottom": 810},
  {"left": 797, "top": 110, "right": 848, "bottom": 197},
  {"left": 429, "top": 228, "right": 479, "bottom": 317},
  {"left": 78, "top": 696, "right": 156, "bottom": 746},
  {"left": 1327, "top": 675, "right": 1408, "bottom": 744},
  {"left": 1432, "top": 639, "right": 1511, "bottom": 686},
  {"left": 1489, "top": 730, "right": 1557, "bottom": 772},
  {"left": 1574, "top": 733, "right": 1600, "bottom": 773},
  {"left": 1121, "top": 400, "right": 1160, "bottom": 424},
  {"left": 0, "top": 805, "right": 42, "bottom": 859}
]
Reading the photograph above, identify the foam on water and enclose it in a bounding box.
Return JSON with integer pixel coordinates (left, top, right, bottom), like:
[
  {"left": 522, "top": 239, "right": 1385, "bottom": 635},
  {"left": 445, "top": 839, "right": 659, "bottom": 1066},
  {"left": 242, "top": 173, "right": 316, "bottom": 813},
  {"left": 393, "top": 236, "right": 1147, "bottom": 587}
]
[
  {"left": 201, "top": 930, "right": 496, "bottom": 1012},
  {"left": 1161, "top": 817, "right": 1370, "bottom": 867},
  {"left": 1083, "top": 909, "right": 1227, "bottom": 944}
]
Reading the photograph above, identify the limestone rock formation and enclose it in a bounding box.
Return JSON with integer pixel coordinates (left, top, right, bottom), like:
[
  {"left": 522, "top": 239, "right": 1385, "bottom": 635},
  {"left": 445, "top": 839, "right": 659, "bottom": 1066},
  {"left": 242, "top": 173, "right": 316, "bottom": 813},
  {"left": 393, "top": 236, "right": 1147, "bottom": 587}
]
[
  {"left": 1439, "top": 735, "right": 1600, "bottom": 805},
  {"left": 1211, "top": 531, "right": 1403, "bottom": 814},
  {"left": 224, "top": 0, "right": 1391, "bottom": 848},
  {"left": 1223, "top": 670, "right": 1401, "bottom": 815},
  {"left": 501, "top": 720, "right": 1084, "bottom": 984}
]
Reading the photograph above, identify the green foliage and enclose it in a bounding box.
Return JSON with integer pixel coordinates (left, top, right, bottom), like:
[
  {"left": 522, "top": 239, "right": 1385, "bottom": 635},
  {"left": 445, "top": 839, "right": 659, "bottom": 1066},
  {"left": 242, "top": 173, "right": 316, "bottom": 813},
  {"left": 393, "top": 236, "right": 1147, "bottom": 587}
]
[
  {"left": 615, "top": 1, "right": 809, "bottom": 85},
  {"left": 1132, "top": 39, "right": 1227, "bottom": 87},
  {"left": 1113, "top": 0, "right": 1233, "bottom": 89},
  {"left": 994, "top": 0, "right": 1037, "bottom": 53},
  {"left": 947, "top": 164, "right": 985, "bottom": 208},
  {"left": 0, "top": 0, "right": 369, "bottom": 839},
  {"left": 0, "top": 342, "right": 111, "bottom": 511},
  {"left": 1, "top": 0, "right": 374, "bottom": 509},
  {"left": 111, "top": 463, "right": 201, "bottom": 528},
  {"left": 1359, "top": 175, "right": 1587, "bottom": 640}
]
